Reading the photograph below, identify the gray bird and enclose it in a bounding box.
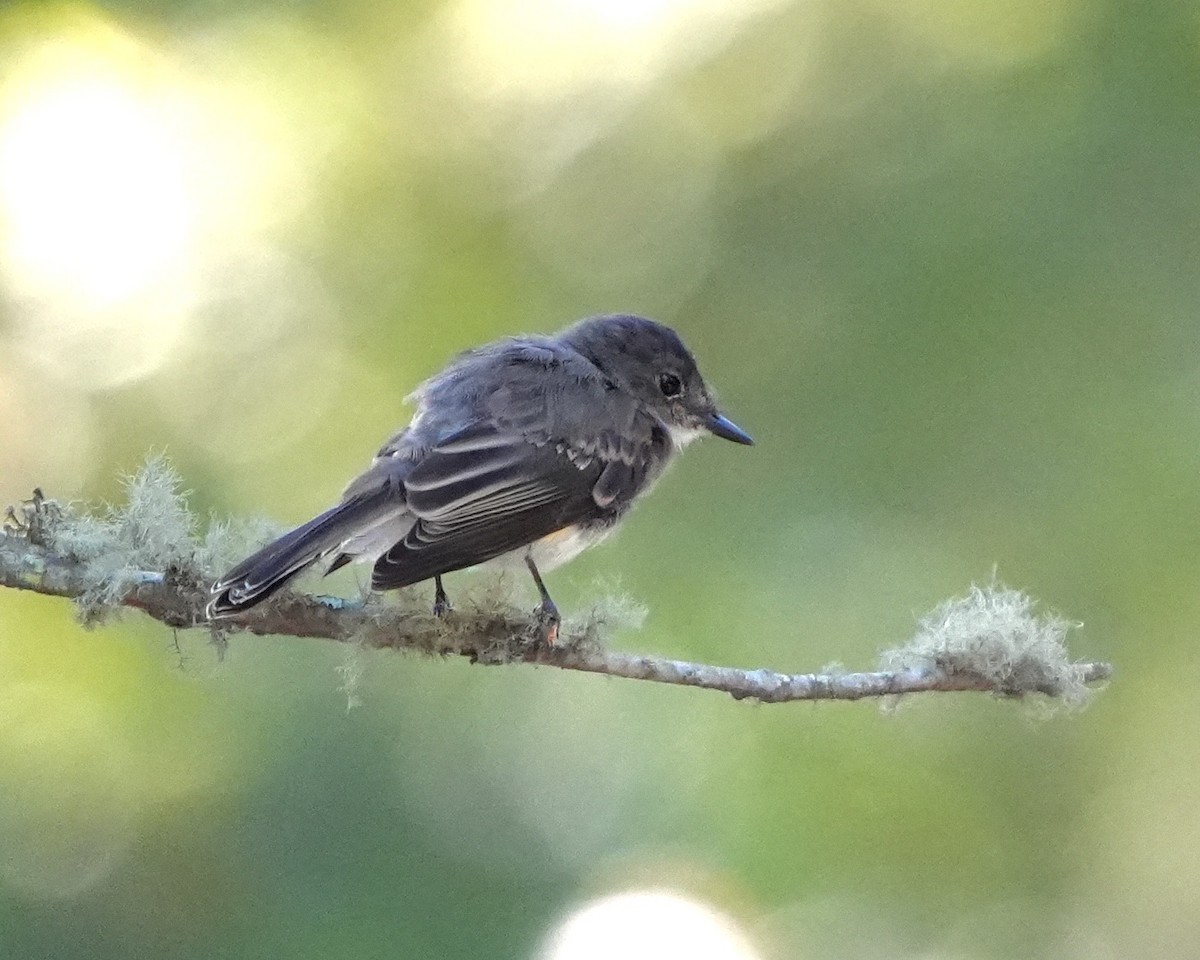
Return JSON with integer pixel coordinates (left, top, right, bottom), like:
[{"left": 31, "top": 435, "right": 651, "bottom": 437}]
[{"left": 207, "top": 314, "right": 752, "bottom": 636}]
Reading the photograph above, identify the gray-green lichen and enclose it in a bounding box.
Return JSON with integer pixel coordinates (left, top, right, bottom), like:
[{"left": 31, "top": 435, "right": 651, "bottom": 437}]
[
  {"left": 22, "top": 455, "right": 642, "bottom": 647},
  {"left": 881, "top": 582, "right": 1094, "bottom": 707},
  {"left": 26, "top": 455, "right": 282, "bottom": 626}
]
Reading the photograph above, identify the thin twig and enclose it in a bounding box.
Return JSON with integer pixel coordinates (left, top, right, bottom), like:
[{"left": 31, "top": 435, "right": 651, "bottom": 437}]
[{"left": 0, "top": 531, "right": 1113, "bottom": 703}]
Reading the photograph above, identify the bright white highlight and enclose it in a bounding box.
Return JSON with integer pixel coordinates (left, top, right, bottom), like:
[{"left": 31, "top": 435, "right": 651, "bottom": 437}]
[
  {"left": 0, "top": 31, "right": 203, "bottom": 390},
  {"left": 540, "top": 890, "right": 761, "bottom": 960},
  {"left": 0, "top": 16, "right": 327, "bottom": 392},
  {"left": 0, "top": 68, "right": 194, "bottom": 309}
]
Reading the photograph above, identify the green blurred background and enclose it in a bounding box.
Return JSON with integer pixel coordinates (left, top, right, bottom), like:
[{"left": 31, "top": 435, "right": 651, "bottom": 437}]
[{"left": 0, "top": 0, "right": 1195, "bottom": 957}]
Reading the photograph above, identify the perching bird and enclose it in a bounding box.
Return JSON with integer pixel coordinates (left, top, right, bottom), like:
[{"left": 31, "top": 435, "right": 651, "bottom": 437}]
[{"left": 207, "top": 314, "right": 753, "bottom": 637}]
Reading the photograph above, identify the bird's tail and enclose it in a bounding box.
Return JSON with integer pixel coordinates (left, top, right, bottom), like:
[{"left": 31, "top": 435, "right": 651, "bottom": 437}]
[{"left": 207, "top": 497, "right": 391, "bottom": 618}]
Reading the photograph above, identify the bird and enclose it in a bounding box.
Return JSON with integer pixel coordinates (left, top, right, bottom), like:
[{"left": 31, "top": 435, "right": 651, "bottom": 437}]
[{"left": 206, "top": 313, "right": 753, "bottom": 639}]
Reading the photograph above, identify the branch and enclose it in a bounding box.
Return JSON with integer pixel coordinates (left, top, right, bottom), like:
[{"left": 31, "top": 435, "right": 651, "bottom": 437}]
[
  {"left": 0, "top": 463, "right": 1112, "bottom": 705},
  {"left": 0, "top": 529, "right": 1112, "bottom": 705}
]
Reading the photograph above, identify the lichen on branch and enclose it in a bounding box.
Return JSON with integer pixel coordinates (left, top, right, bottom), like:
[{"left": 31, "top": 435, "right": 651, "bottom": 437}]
[
  {"left": 0, "top": 458, "right": 1112, "bottom": 706},
  {"left": 880, "top": 583, "right": 1094, "bottom": 706}
]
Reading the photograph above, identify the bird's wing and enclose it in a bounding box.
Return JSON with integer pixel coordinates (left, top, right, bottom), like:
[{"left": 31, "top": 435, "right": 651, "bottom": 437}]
[{"left": 370, "top": 423, "right": 608, "bottom": 590}]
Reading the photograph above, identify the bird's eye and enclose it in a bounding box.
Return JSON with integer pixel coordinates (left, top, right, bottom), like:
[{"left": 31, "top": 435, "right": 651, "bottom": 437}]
[{"left": 658, "top": 373, "right": 682, "bottom": 397}]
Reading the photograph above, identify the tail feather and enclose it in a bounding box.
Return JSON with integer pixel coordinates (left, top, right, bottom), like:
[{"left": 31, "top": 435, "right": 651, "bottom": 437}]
[{"left": 207, "top": 497, "right": 394, "bottom": 617}]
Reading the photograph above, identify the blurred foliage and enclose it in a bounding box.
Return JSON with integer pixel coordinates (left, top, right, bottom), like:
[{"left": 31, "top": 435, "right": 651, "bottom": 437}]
[{"left": 0, "top": 0, "right": 1197, "bottom": 957}]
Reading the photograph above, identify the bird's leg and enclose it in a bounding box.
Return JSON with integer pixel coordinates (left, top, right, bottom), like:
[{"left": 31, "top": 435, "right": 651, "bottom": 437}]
[
  {"left": 432, "top": 575, "right": 452, "bottom": 618},
  {"left": 524, "top": 556, "right": 560, "bottom": 645}
]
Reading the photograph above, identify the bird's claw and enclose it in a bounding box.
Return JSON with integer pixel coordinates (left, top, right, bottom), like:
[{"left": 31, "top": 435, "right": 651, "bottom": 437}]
[{"left": 534, "top": 600, "right": 560, "bottom": 646}]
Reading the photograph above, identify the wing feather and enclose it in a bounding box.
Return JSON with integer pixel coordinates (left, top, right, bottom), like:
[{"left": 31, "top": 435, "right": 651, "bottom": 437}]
[{"left": 371, "top": 424, "right": 604, "bottom": 590}]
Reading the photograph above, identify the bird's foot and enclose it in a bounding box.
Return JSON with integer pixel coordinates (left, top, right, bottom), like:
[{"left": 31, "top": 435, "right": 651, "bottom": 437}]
[
  {"left": 433, "top": 579, "right": 452, "bottom": 619},
  {"left": 534, "top": 599, "right": 560, "bottom": 646}
]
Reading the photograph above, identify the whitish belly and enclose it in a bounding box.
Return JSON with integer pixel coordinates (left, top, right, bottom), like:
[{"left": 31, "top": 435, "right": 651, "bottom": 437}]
[
  {"left": 337, "top": 517, "right": 610, "bottom": 574},
  {"left": 488, "top": 524, "right": 611, "bottom": 572}
]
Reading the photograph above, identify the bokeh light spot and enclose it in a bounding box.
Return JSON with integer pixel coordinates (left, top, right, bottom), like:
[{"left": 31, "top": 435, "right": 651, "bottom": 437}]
[
  {"left": 0, "top": 55, "right": 193, "bottom": 309},
  {"left": 447, "top": 0, "right": 786, "bottom": 102},
  {"left": 0, "top": 8, "right": 351, "bottom": 393},
  {"left": 512, "top": 103, "right": 718, "bottom": 308},
  {"left": 0, "top": 682, "right": 138, "bottom": 900},
  {"left": 153, "top": 249, "right": 348, "bottom": 469},
  {"left": 541, "top": 890, "right": 761, "bottom": 960},
  {"left": 0, "top": 18, "right": 198, "bottom": 389},
  {"left": 870, "top": 0, "right": 1087, "bottom": 66}
]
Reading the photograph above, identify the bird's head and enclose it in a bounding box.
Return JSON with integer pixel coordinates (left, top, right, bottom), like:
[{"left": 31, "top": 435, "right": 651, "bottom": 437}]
[{"left": 562, "top": 314, "right": 753, "bottom": 448}]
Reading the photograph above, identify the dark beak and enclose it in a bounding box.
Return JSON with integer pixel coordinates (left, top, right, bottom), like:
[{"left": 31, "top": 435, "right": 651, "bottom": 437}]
[{"left": 704, "top": 411, "right": 754, "bottom": 445}]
